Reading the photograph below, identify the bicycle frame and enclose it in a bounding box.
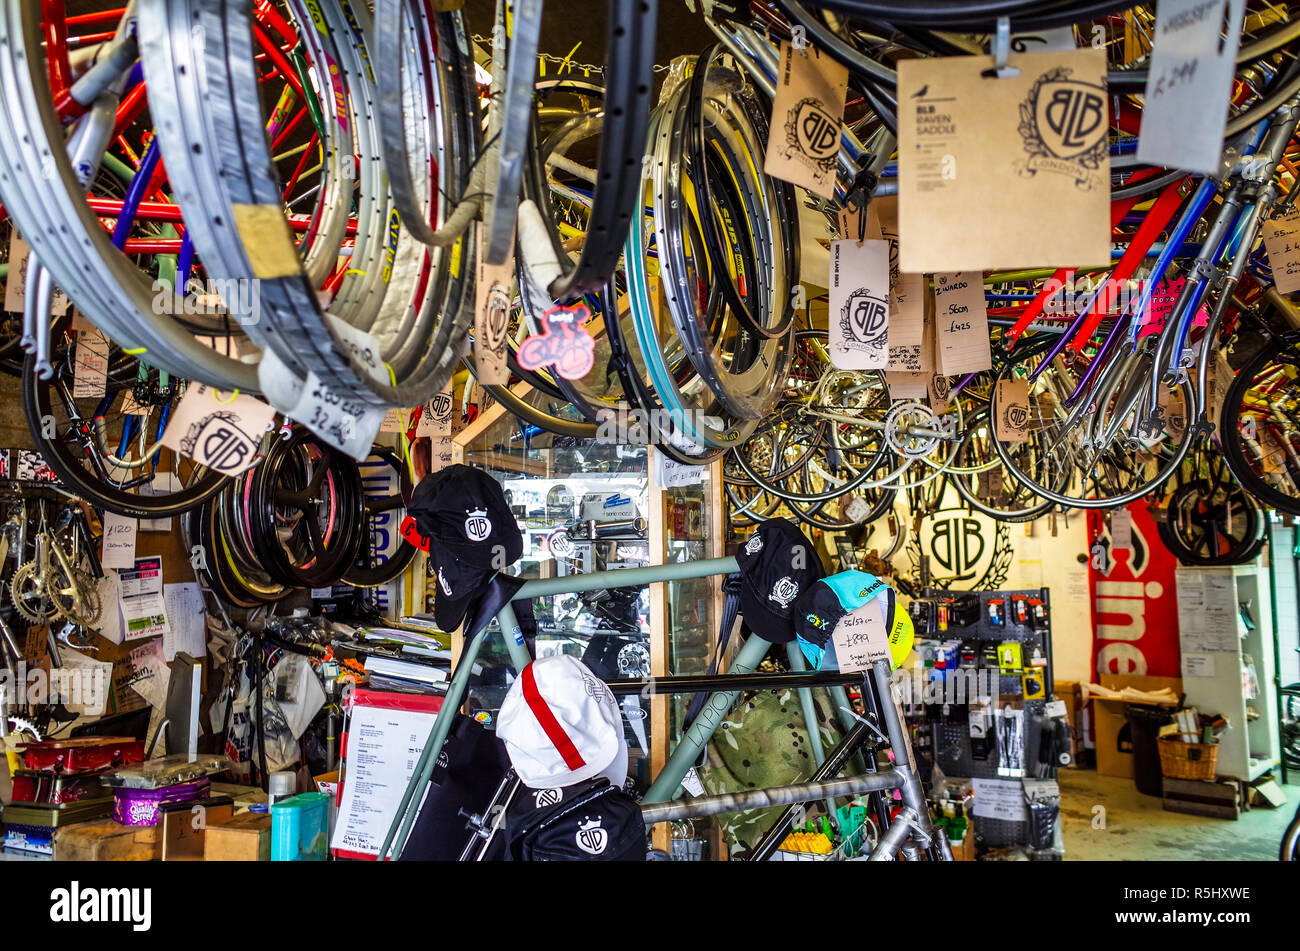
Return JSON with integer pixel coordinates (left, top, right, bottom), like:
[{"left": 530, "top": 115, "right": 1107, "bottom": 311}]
[{"left": 378, "top": 555, "right": 946, "bottom": 861}]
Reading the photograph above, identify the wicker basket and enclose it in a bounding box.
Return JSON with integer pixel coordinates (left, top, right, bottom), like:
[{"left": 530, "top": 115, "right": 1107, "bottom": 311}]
[{"left": 1158, "top": 732, "right": 1219, "bottom": 780}]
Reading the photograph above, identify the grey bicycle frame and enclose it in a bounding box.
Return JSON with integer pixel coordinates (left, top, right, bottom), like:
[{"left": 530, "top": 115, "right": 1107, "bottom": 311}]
[{"left": 378, "top": 555, "right": 945, "bottom": 861}]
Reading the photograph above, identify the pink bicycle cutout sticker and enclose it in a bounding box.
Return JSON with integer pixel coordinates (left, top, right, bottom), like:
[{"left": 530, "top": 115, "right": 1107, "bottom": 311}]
[{"left": 516, "top": 302, "right": 596, "bottom": 381}]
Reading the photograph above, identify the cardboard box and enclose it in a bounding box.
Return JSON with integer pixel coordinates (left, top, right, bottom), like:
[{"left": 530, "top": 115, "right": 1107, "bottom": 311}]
[
  {"left": 204, "top": 811, "right": 272, "bottom": 861},
  {"left": 1089, "top": 674, "right": 1182, "bottom": 779},
  {"left": 54, "top": 818, "right": 160, "bottom": 861},
  {"left": 160, "top": 797, "right": 234, "bottom": 861}
]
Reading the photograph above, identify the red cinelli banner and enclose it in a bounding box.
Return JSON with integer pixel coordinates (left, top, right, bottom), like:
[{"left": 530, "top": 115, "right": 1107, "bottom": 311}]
[{"left": 1087, "top": 502, "right": 1182, "bottom": 679}]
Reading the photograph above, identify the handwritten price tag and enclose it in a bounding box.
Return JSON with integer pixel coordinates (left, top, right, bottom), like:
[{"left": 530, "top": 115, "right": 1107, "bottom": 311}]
[
  {"left": 287, "top": 372, "right": 387, "bottom": 461},
  {"left": 327, "top": 316, "right": 390, "bottom": 385},
  {"left": 830, "top": 601, "right": 891, "bottom": 673},
  {"left": 73, "top": 328, "right": 110, "bottom": 399},
  {"left": 101, "top": 511, "right": 138, "bottom": 569},
  {"left": 1136, "top": 0, "right": 1245, "bottom": 176}
]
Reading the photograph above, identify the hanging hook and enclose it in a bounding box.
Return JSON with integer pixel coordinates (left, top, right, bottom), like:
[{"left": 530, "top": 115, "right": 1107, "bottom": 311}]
[{"left": 983, "top": 17, "right": 1021, "bottom": 79}]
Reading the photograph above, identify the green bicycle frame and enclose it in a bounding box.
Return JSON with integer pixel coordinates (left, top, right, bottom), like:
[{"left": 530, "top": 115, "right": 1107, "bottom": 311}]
[{"left": 378, "top": 555, "right": 945, "bottom": 861}]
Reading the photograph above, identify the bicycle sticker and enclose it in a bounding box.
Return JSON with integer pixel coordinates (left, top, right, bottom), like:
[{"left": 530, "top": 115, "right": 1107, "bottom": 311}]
[{"left": 516, "top": 302, "right": 596, "bottom": 381}]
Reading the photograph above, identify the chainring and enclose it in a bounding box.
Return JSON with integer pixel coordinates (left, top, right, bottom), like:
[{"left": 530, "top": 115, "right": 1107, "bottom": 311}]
[{"left": 10, "top": 561, "right": 55, "bottom": 623}]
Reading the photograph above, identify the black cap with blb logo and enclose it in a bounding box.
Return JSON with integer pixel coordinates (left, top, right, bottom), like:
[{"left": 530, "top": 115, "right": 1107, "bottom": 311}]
[
  {"left": 408, "top": 465, "right": 523, "bottom": 632},
  {"left": 733, "top": 518, "right": 826, "bottom": 644}
]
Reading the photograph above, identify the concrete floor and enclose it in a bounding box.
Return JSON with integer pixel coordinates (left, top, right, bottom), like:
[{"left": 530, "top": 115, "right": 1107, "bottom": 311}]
[{"left": 1059, "top": 768, "right": 1298, "bottom": 860}]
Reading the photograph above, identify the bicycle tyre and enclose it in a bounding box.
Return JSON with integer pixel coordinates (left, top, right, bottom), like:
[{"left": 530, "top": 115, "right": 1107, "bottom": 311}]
[
  {"left": 22, "top": 355, "right": 229, "bottom": 518},
  {"left": 1219, "top": 333, "right": 1300, "bottom": 515}
]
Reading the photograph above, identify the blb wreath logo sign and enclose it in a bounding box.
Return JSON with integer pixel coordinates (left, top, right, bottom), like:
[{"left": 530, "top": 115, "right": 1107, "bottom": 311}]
[{"left": 907, "top": 491, "right": 1012, "bottom": 590}]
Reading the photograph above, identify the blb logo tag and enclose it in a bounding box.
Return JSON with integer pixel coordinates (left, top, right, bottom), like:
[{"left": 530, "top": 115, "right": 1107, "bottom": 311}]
[
  {"left": 769, "top": 576, "right": 799, "bottom": 607},
  {"left": 575, "top": 816, "right": 609, "bottom": 855},
  {"left": 1038, "top": 81, "right": 1106, "bottom": 158},
  {"left": 1003, "top": 401, "right": 1030, "bottom": 430},
  {"left": 548, "top": 529, "right": 575, "bottom": 559},
  {"left": 430, "top": 393, "right": 452, "bottom": 422},
  {"left": 181, "top": 412, "right": 257, "bottom": 475},
  {"left": 794, "top": 99, "right": 838, "bottom": 159},
  {"left": 842, "top": 290, "right": 888, "bottom": 346}
]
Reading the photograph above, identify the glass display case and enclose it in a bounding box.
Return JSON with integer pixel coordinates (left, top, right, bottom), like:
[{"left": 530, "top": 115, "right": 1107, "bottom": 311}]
[{"left": 440, "top": 396, "right": 726, "bottom": 837}]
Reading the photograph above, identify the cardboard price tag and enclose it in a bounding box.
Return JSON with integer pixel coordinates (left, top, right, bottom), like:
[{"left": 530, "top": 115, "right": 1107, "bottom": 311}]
[
  {"left": 866, "top": 197, "right": 927, "bottom": 373},
  {"left": 1110, "top": 507, "right": 1132, "bottom": 552},
  {"left": 928, "top": 373, "right": 953, "bottom": 412},
  {"left": 1136, "top": 0, "right": 1245, "bottom": 176},
  {"left": 101, "top": 511, "right": 138, "bottom": 570},
  {"left": 764, "top": 41, "right": 847, "bottom": 199},
  {"left": 4, "top": 232, "right": 70, "bottom": 315},
  {"left": 327, "top": 316, "right": 390, "bottom": 386},
  {"left": 1262, "top": 206, "right": 1300, "bottom": 294},
  {"left": 72, "top": 328, "right": 110, "bottom": 399},
  {"left": 993, "top": 378, "right": 1032, "bottom": 442},
  {"left": 830, "top": 602, "right": 891, "bottom": 673},
  {"left": 1157, "top": 387, "right": 1187, "bottom": 442},
  {"left": 159, "top": 385, "right": 276, "bottom": 476},
  {"left": 934, "top": 272, "right": 992, "bottom": 375},
  {"left": 828, "top": 239, "right": 890, "bottom": 369},
  {"left": 475, "top": 230, "right": 513, "bottom": 385},
  {"left": 897, "top": 49, "right": 1110, "bottom": 271}
]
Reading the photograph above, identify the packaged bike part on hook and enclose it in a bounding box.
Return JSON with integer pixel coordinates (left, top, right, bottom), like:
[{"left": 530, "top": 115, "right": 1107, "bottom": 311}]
[
  {"left": 996, "top": 701, "right": 1026, "bottom": 777},
  {"left": 1023, "top": 777, "right": 1062, "bottom": 854}
]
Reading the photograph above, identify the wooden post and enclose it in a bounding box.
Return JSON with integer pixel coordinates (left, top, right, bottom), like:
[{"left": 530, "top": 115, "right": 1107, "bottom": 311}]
[{"left": 646, "top": 446, "right": 673, "bottom": 854}]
